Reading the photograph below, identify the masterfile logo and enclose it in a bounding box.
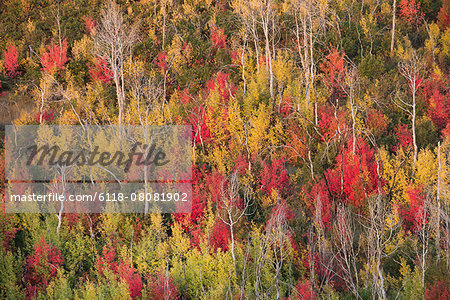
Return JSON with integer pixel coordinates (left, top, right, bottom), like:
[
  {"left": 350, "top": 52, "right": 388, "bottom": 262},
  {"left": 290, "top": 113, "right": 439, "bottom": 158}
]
[{"left": 4, "top": 125, "right": 192, "bottom": 214}]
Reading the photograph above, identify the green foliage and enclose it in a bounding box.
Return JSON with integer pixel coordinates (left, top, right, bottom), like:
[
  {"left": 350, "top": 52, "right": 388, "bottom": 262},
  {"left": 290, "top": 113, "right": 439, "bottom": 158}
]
[{"left": 0, "top": 250, "right": 23, "bottom": 299}]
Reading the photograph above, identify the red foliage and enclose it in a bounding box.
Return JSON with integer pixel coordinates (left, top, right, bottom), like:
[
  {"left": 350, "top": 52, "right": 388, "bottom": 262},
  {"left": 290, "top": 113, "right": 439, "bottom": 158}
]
[
  {"left": 177, "top": 88, "right": 192, "bottom": 105},
  {"left": 366, "top": 109, "right": 388, "bottom": 135},
  {"left": 425, "top": 280, "right": 450, "bottom": 300},
  {"left": 189, "top": 105, "right": 212, "bottom": 144},
  {"left": 147, "top": 272, "right": 180, "bottom": 300},
  {"left": 155, "top": 51, "right": 168, "bottom": 73},
  {"left": 398, "top": 0, "right": 424, "bottom": 26},
  {"left": 173, "top": 165, "right": 208, "bottom": 231},
  {"left": 3, "top": 44, "right": 19, "bottom": 78},
  {"left": 205, "top": 170, "right": 225, "bottom": 204},
  {"left": 205, "top": 72, "right": 236, "bottom": 102},
  {"left": 293, "top": 279, "right": 317, "bottom": 300},
  {"left": 437, "top": 0, "right": 450, "bottom": 30},
  {"left": 40, "top": 40, "right": 68, "bottom": 74},
  {"left": 285, "top": 121, "right": 307, "bottom": 164},
  {"left": 0, "top": 213, "right": 18, "bottom": 251},
  {"left": 119, "top": 263, "right": 143, "bottom": 300},
  {"left": 34, "top": 109, "right": 55, "bottom": 123},
  {"left": 394, "top": 124, "right": 413, "bottom": 151},
  {"left": 25, "top": 237, "right": 64, "bottom": 299},
  {"left": 89, "top": 57, "right": 113, "bottom": 83},
  {"left": 280, "top": 95, "right": 293, "bottom": 116},
  {"left": 427, "top": 90, "right": 449, "bottom": 132},
  {"left": 97, "top": 245, "right": 143, "bottom": 299},
  {"left": 444, "top": 123, "right": 450, "bottom": 140},
  {"left": 174, "top": 167, "right": 228, "bottom": 250},
  {"left": 320, "top": 47, "right": 345, "bottom": 89},
  {"left": 97, "top": 245, "right": 118, "bottom": 274},
  {"left": 398, "top": 184, "right": 427, "bottom": 233},
  {"left": 317, "top": 104, "right": 347, "bottom": 141},
  {"left": 211, "top": 27, "right": 227, "bottom": 49},
  {"left": 83, "top": 15, "right": 96, "bottom": 34},
  {"left": 325, "top": 138, "right": 381, "bottom": 208},
  {"left": 300, "top": 251, "right": 331, "bottom": 285},
  {"left": 230, "top": 48, "right": 243, "bottom": 66},
  {"left": 234, "top": 155, "right": 250, "bottom": 175},
  {"left": 268, "top": 200, "right": 294, "bottom": 223},
  {"left": 307, "top": 180, "right": 332, "bottom": 226},
  {"left": 422, "top": 75, "right": 449, "bottom": 133},
  {"left": 209, "top": 219, "right": 231, "bottom": 252},
  {"left": 260, "top": 158, "right": 290, "bottom": 197}
]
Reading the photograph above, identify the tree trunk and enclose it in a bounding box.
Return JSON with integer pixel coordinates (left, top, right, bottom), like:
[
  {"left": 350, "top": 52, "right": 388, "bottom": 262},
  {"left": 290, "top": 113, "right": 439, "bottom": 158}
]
[
  {"left": 390, "top": 0, "right": 396, "bottom": 54},
  {"left": 412, "top": 81, "right": 417, "bottom": 167},
  {"left": 436, "top": 141, "right": 441, "bottom": 261}
]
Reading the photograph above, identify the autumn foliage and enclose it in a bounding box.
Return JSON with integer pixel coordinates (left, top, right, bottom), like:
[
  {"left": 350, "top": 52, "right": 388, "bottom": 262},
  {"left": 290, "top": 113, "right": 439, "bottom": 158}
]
[
  {"left": 40, "top": 40, "right": 68, "bottom": 74},
  {"left": 25, "top": 238, "right": 64, "bottom": 299},
  {"left": 399, "top": 0, "right": 424, "bottom": 26},
  {"left": 89, "top": 57, "right": 113, "bottom": 83},
  {"left": 325, "top": 138, "right": 381, "bottom": 208},
  {"left": 96, "top": 245, "right": 143, "bottom": 299},
  {"left": 3, "top": 44, "right": 19, "bottom": 78}
]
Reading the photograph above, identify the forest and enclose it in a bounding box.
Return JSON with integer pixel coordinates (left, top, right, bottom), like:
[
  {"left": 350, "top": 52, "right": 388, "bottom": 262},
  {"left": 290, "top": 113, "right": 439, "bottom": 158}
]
[{"left": 0, "top": 0, "right": 449, "bottom": 299}]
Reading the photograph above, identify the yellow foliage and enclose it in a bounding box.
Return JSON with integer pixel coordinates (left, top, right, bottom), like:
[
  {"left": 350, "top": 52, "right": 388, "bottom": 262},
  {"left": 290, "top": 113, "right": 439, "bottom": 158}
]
[
  {"left": 14, "top": 111, "right": 34, "bottom": 125},
  {"left": 441, "top": 28, "right": 450, "bottom": 56},
  {"left": 248, "top": 104, "right": 271, "bottom": 155},
  {"left": 169, "top": 222, "right": 191, "bottom": 259},
  {"left": 425, "top": 22, "right": 440, "bottom": 56},
  {"left": 72, "top": 35, "right": 94, "bottom": 61},
  {"left": 379, "top": 148, "right": 411, "bottom": 205},
  {"left": 415, "top": 148, "right": 437, "bottom": 186}
]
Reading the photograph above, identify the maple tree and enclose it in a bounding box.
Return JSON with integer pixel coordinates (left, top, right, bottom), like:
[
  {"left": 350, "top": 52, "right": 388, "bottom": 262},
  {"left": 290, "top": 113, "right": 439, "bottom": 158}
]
[
  {"left": 211, "top": 27, "right": 227, "bottom": 49},
  {"left": 398, "top": 0, "right": 424, "bottom": 27},
  {"left": 88, "top": 57, "right": 113, "bottom": 83},
  {"left": 147, "top": 272, "right": 179, "bottom": 300},
  {"left": 25, "top": 237, "right": 64, "bottom": 299},
  {"left": 437, "top": 0, "right": 450, "bottom": 30},
  {"left": 40, "top": 40, "right": 69, "bottom": 74},
  {"left": 3, "top": 44, "right": 19, "bottom": 78},
  {"left": 398, "top": 184, "right": 427, "bottom": 233},
  {"left": 96, "top": 245, "right": 143, "bottom": 299},
  {"left": 83, "top": 15, "right": 96, "bottom": 34}
]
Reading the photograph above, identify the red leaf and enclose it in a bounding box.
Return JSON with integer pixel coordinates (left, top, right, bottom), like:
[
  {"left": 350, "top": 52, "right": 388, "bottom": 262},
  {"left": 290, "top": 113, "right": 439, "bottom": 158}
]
[
  {"left": 3, "top": 44, "right": 19, "bottom": 78},
  {"left": 89, "top": 57, "right": 113, "bottom": 83},
  {"left": 211, "top": 27, "right": 227, "bottom": 49},
  {"left": 40, "top": 40, "right": 68, "bottom": 74},
  {"left": 25, "top": 237, "right": 64, "bottom": 299},
  {"left": 83, "top": 16, "right": 96, "bottom": 34},
  {"left": 398, "top": 0, "right": 424, "bottom": 26}
]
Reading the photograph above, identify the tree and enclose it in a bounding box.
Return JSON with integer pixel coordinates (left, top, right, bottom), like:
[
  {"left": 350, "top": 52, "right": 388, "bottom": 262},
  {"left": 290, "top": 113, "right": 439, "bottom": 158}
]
[
  {"left": 94, "top": 1, "right": 138, "bottom": 133},
  {"left": 343, "top": 65, "right": 359, "bottom": 154},
  {"left": 233, "top": 0, "right": 279, "bottom": 101},
  {"left": 266, "top": 202, "right": 292, "bottom": 300},
  {"left": 391, "top": 0, "right": 397, "bottom": 54},
  {"left": 330, "top": 204, "right": 360, "bottom": 298},
  {"left": 89, "top": 57, "right": 113, "bottom": 83},
  {"left": 398, "top": 0, "right": 424, "bottom": 27},
  {"left": 290, "top": 0, "right": 328, "bottom": 114},
  {"left": 397, "top": 51, "right": 424, "bottom": 168},
  {"left": 40, "top": 40, "right": 68, "bottom": 74},
  {"left": 25, "top": 237, "right": 64, "bottom": 299},
  {"left": 3, "top": 44, "right": 19, "bottom": 78},
  {"left": 217, "top": 169, "right": 253, "bottom": 277},
  {"left": 255, "top": 201, "right": 292, "bottom": 300}
]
